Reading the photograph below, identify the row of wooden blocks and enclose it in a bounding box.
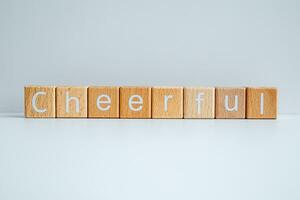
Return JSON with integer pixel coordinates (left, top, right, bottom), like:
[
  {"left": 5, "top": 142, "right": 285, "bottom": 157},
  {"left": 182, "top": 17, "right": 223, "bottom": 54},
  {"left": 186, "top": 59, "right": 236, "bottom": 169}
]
[{"left": 24, "top": 86, "right": 277, "bottom": 119}]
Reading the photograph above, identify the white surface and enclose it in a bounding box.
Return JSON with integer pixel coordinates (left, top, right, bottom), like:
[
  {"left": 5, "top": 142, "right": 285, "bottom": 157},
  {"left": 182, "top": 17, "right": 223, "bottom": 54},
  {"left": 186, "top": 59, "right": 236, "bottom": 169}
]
[{"left": 0, "top": 113, "right": 300, "bottom": 200}]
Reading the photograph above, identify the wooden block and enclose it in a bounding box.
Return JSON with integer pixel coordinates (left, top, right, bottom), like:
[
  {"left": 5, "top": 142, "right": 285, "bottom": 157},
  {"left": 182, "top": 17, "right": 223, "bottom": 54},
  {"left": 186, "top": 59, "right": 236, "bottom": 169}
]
[
  {"left": 88, "top": 86, "right": 119, "bottom": 118},
  {"left": 152, "top": 87, "right": 183, "bottom": 119},
  {"left": 184, "top": 87, "right": 215, "bottom": 119},
  {"left": 120, "top": 87, "right": 151, "bottom": 118},
  {"left": 215, "top": 87, "right": 246, "bottom": 119},
  {"left": 24, "top": 86, "right": 56, "bottom": 118},
  {"left": 56, "top": 87, "right": 87, "bottom": 118},
  {"left": 246, "top": 87, "right": 277, "bottom": 119}
]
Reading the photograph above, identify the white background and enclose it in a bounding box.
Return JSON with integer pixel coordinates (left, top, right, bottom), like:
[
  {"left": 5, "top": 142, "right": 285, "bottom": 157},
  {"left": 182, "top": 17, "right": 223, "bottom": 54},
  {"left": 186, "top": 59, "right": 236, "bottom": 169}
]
[
  {"left": 1, "top": 0, "right": 300, "bottom": 200},
  {"left": 1, "top": 0, "right": 300, "bottom": 113},
  {"left": 1, "top": 114, "right": 300, "bottom": 200}
]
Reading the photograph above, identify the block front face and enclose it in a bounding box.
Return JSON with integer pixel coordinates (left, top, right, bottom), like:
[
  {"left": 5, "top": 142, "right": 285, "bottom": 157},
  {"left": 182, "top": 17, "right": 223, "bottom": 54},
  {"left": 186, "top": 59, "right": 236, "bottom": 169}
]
[
  {"left": 88, "top": 86, "right": 119, "bottom": 118},
  {"left": 24, "top": 86, "right": 56, "bottom": 118},
  {"left": 247, "top": 87, "right": 277, "bottom": 119},
  {"left": 184, "top": 87, "right": 215, "bottom": 119},
  {"left": 215, "top": 87, "right": 246, "bottom": 119},
  {"left": 120, "top": 87, "right": 151, "bottom": 118},
  {"left": 56, "top": 87, "right": 87, "bottom": 118},
  {"left": 152, "top": 87, "right": 183, "bottom": 119}
]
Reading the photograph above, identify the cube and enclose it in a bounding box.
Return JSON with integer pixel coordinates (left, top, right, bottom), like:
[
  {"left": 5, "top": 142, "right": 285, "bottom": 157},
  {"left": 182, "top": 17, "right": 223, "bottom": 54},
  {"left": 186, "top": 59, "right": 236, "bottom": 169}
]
[
  {"left": 88, "top": 86, "right": 119, "bottom": 118},
  {"left": 152, "top": 87, "right": 183, "bottom": 119},
  {"left": 24, "top": 86, "right": 56, "bottom": 118},
  {"left": 56, "top": 86, "right": 87, "bottom": 118},
  {"left": 184, "top": 87, "right": 215, "bottom": 119},
  {"left": 215, "top": 87, "right": 246, "bottom": 119},
  {"left": 246, "top": 87, "right": 277, "bottom": 119},
  {"left": 120, "top": 87, "right": 151, "bottom": 118}
]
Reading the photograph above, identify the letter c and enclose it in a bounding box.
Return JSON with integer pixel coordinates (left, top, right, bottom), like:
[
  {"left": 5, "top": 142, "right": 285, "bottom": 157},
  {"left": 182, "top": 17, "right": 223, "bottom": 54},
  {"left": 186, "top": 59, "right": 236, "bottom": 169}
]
[{"left": 32, "top": 91, "right": 47, "bottom": 113}]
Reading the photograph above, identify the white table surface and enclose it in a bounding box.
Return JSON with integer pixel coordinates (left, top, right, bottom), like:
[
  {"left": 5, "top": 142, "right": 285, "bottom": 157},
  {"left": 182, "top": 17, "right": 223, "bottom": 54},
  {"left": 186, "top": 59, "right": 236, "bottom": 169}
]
[{"left": 0, "top": 113, "right": 299, "bottom": 200}]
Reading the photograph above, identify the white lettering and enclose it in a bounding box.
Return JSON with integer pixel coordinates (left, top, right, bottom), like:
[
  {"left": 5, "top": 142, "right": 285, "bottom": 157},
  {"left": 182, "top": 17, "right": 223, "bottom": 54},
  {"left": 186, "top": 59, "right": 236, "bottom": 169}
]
[
  {"left": 32, "top": 92, "right": 47, "bottom": 113},
  {"left": 97, "top": 94, "right": 111, "bottom": 111},
  {"left": 66, "top": 92, "right": 80, "bottom": 113},
  {"left": 225, "top": 95, "right": 238, "bottom": 112},
  {"left": 129, "top": 95, "right": 143, "bottom": 111}
]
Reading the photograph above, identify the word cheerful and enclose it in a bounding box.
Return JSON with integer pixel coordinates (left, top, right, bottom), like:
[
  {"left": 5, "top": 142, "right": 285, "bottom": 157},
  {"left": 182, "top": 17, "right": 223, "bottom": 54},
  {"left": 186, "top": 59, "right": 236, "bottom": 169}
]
[{"left": 24, "top": 86, "right": 277, "bottom": 119}]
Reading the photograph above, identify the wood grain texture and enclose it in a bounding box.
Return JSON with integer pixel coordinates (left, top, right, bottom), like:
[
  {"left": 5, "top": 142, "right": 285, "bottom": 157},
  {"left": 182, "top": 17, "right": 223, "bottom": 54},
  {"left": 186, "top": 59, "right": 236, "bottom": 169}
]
[
  {"left": 120, "top": 87, "right": 151, "bottom": 119},
  {"left": 24, "top": 86, "right": 56, "bottom": 118},
  {"left": 184, "top": 87, "right": 215, "bottom": 119},
  {"left": 152, "top": 87, "right": 183, "bottom": 119},
  {"left": 246, "top": 87, "right": 277, "bottom": 119},
  {"left": 88, "top": 86, "right": 119, "bottom": 118},
  {"left": 56, "top": 87, "right": 87, "bottom": 118},
  {"left": 215, "top": 87, "right": 246, "bottom": 119}
]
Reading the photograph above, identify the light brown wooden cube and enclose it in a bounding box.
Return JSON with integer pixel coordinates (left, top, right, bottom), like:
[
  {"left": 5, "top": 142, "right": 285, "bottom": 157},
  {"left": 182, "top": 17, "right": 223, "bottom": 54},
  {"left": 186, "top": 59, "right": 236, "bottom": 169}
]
[
  {"left": 215, "top": 87, "right": 246, "bottom": 119},
  {"left": 247, "top": 87, "right": 277, "bottom": 119},
  {"left": 56, "top": 86, "right": 87, "bottom": 118},
  {"left": 88, "top": 86, "right": 119, "bottom": 118},
  {"left": 24, "top": 86, "right": 56, "bottom": 118},
  {"left": 184, "top": 87, "right": 215, "bottom": 119},
  {"left": 152, "top": 87, "right": 183, "bottom": 119},
  {"left": 120, "top": 87, "right": 151, "bottom": 118}
]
